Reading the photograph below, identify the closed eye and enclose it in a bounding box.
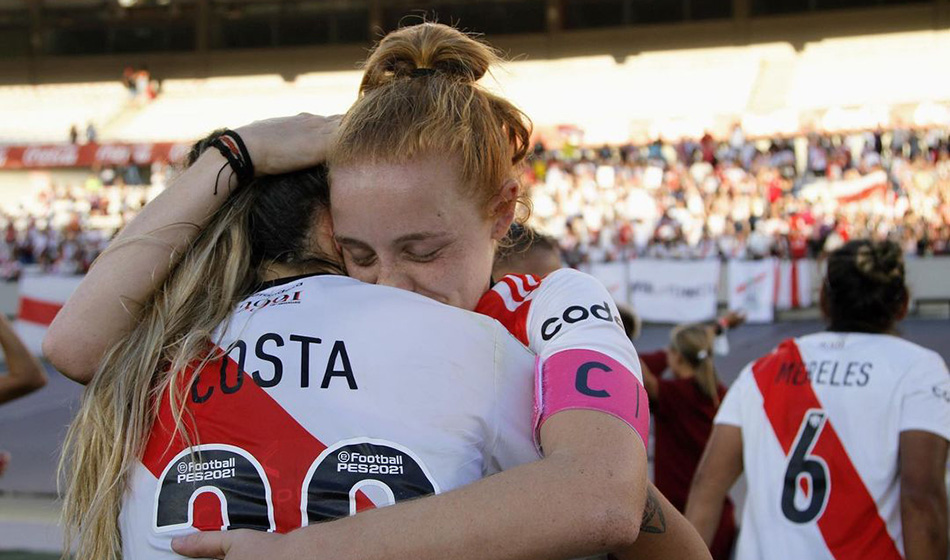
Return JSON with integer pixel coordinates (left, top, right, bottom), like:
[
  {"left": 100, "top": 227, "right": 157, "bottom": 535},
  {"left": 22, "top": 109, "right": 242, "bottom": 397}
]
[
  {"left": 406, "top": 247, "right": 443, "bottom": 262},
  {"left": 344, "top": 249, "right": 377, "bottom": 267}
]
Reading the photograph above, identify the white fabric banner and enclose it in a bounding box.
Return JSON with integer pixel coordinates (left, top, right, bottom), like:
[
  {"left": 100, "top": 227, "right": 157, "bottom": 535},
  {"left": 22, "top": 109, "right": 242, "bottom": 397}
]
[
  {"left": 775, "top": 259, "right": 815, "bottom": 310},
  {"left": 626, "top": 259, "right": 720, "bottom": 323},
  {"left": 728, "top": 259, "right": 776, "bottom": 323},
  {"left": 14, "top": 273, "right": 81, "bottom": 355},
  {"left": 588, "top": 262, "right": 629, "bottom": 307}
]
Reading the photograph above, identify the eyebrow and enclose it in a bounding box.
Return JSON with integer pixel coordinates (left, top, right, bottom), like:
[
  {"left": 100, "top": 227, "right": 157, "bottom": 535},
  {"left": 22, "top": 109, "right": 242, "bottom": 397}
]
[{"left": 335, "top": 231, "right": 451, "bottom": 247}]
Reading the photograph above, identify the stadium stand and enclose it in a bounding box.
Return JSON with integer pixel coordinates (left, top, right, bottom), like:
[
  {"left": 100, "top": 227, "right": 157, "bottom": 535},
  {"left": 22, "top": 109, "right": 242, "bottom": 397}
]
[{"left": 0, "top": 82, "right": 129, "bottom": 144}]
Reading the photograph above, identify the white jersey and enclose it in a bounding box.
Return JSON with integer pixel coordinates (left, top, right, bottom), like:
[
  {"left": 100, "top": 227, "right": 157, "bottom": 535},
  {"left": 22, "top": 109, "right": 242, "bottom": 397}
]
[
  {"left": 475, "top": 268, "right": 643, "bottom": 390},
  {"left": 716, "top": 331, "right": 950, "bottom": 560},
  {"left": 119, "top": 274, "right": 538, "bottom": 559}
]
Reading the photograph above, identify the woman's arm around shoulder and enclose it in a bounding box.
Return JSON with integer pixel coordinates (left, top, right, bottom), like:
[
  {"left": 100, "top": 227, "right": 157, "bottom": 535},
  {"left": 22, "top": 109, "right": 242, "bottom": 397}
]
[{"left": 43, "top": 114, "right": 339, "bottom": 384}]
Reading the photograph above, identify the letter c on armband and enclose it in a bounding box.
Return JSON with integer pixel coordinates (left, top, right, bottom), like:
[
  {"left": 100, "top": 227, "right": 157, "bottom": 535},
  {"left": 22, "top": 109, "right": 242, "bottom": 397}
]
[
  {"left": 575, "top": 361, "right": 611, "bottom": 398},
  {"left": 532, "top": 349, "right": 650, "bottom": 453}
]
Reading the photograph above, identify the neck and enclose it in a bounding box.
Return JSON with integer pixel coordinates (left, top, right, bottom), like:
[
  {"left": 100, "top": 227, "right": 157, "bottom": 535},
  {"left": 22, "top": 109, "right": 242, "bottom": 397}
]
[{"left": 260, "top": 262, "right": 333, "bottom": 282}]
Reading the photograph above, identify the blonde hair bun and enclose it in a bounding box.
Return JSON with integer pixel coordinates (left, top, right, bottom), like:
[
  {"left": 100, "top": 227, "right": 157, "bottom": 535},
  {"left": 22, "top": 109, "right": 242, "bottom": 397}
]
[{"left": 361, "top": 23, "right": 494, "bottom": 92}]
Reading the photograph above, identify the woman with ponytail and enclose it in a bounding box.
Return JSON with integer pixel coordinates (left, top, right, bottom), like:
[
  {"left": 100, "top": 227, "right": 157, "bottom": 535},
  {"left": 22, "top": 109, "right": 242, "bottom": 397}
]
[
  {"left": 688, "top": 239, "right": 950, "bottom": 560},
  {"left": 640, "top": 323, "right": 737, "bottom": 560}
]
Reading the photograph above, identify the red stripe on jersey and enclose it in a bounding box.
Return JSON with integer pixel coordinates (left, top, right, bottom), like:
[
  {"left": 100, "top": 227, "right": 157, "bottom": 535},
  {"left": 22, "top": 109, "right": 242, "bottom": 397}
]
[
  {"left": 475, "top": 274, "right": 541, "bottom": 347},
  {"left": 752, "top": 340, "right": 902, "bottom": 560},
  {"left": 142, "top": 351, "right": 374, "bottom": 533}
]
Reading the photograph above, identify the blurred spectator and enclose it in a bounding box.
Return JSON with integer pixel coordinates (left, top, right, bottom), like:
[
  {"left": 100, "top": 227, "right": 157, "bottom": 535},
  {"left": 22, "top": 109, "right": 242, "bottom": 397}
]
[
  {"left": 0, "top": 313, "right": 47, "bottom": 478},
  {"left": 122, "top": 66, "right": 136, "bottom": 97},
  {"left": 86, "top": 121, "right": 97, "bottom": 144},
  {"left": 135, "top": 65, "right": 152, "bottom": 104},
  {"left": 0, "top": 177, "right": 157, "bottom": 278},
  {"left": 69, "top": 124, "right": 79, "bottom": 145}
]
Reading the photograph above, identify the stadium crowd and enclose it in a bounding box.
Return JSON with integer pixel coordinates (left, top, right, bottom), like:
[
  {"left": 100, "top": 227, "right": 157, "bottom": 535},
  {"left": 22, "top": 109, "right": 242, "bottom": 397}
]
[
  {"left": 0, "top": 163, "right": 165, "bottom": 279},
  {"left": 2, "top": 125, "right": 949, "bottom": 277},
  {"left": 526, "top": 125, "right": 950, "bottom": 266}
]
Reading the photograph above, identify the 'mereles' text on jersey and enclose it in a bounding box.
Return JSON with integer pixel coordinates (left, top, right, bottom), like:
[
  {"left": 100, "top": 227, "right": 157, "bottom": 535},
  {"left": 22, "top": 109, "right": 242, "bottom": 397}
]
[
  {"left": 119, "top": 275, "right": 538, "bottom": 559},
  {"left": 716, "top": 332, "right": 950, "bottom": 560}
]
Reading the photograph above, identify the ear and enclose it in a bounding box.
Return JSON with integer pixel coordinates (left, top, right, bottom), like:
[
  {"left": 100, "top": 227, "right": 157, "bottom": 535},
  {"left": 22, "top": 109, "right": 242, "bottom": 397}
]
[{"left": 489, "top": 179, "right": 519, "bottom": 242}]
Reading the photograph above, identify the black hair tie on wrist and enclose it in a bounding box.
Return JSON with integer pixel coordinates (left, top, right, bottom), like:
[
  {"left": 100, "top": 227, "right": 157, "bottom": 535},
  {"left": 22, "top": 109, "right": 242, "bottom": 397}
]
[{"left": 210, "top": 129, "right": 255, "bottom": 194}]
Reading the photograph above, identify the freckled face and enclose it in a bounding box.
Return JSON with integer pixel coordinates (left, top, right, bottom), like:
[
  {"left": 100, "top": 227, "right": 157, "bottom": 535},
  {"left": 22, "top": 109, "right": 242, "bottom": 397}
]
[{"left": 330, "top": 155, "right": 508, "bottom": 311}]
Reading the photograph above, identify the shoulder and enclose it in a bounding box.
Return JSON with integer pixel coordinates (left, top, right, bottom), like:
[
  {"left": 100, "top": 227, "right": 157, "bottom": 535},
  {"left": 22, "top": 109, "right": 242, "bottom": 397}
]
[
  {"left": 476, "top": 269, "right": 621, "bottom": 347},
  {"left": 475, "top": 273, "right": 543, "bottom": 346},
  {"left": 239, "top": 274, "right": 500, "bottom": 332}
]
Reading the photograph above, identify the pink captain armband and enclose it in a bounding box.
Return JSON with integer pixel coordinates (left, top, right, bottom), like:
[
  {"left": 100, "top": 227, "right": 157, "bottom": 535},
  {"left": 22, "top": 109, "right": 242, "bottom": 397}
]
[{"left": 532, "top": 349, "right": 650, "bottom": 453}]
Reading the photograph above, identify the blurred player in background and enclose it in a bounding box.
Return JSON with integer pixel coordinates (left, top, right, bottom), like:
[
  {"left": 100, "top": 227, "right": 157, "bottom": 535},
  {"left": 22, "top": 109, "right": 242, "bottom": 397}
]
[
  {"left": 0, "top": 312, "right": 47, "bottom": 478},
  {"left": 640, "top": 323, "right": 737, "bottom": 560},
  {"left": 616, "top": 306, "right": 745, "bottom": 560},
  {"left": 687, "top": 239, "right": 950, "bottom": 560},
  {"left": 493, "top": 223, "right": 564, "bottom": 279}
]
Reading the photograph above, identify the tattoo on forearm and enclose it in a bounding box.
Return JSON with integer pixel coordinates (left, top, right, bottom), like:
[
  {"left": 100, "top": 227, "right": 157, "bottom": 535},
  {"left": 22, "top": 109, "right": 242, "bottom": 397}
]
[{"left": 641, "top": 488, "right": 667, "bottom": 534}]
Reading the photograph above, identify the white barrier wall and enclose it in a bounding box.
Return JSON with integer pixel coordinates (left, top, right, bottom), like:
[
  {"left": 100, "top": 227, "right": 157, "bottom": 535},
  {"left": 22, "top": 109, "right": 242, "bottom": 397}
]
[
  {"left": 584, "top": 257, "right": 950, "bottom": 324},
  {"left": 13, "top": 273, "right": 82, "bottom": 355}
]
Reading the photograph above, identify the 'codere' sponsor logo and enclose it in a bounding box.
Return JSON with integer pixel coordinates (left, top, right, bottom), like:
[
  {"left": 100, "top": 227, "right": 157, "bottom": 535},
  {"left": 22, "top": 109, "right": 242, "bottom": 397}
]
[{"left": 541, "top": 301, "right": 623, "bottom": 341}]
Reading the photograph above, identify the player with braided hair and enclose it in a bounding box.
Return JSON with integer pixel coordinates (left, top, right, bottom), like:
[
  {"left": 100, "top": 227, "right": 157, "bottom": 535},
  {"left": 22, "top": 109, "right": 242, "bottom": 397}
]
[{"left": 687, "top": 239, "right": 950, "bottom": 560}]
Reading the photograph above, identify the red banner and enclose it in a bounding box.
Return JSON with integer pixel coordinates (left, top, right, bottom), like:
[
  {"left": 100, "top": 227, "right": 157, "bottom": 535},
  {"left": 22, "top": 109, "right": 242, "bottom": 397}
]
[{"left": 0, "top": 142, "right": 193, "bottom": 169}]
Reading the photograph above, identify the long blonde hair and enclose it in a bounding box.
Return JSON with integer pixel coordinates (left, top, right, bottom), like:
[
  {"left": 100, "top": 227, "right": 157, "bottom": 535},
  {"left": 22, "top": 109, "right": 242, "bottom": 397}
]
[
  {"left": 59, "top": 148, "right": 341, "bottom": 560},
  {"left": 670, "top": 323, "right": 721, "bottom": 407},
  {"left": 330, "top": 22, "right": 533, "bottom": 217}
]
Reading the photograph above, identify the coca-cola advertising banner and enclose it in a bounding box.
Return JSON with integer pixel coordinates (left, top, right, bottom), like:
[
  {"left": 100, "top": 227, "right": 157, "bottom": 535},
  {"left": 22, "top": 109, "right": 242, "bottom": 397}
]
[{"left": 0, "top": 142, "right": 193, "bottom": 169}]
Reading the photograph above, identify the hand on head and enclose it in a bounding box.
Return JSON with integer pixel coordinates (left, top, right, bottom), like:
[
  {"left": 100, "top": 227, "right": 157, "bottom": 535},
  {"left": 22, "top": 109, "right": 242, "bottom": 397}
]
[{"left": 233, "top": 113, "right": 342, "bottom": 177}]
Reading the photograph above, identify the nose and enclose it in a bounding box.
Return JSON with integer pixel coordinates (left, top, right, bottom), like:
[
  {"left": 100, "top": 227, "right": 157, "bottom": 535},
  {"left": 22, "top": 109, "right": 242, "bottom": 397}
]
[{"left": 375, "top": 261, "right": 414, "bottom": 292}]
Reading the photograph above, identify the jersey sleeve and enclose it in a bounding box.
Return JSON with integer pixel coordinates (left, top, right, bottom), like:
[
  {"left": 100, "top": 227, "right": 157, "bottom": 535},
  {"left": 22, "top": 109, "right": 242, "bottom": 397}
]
[
  {"left": 524, "top": 268, "right": 642, "bottom": 378},
  {"left": 714, "top": 363, "right": 752, "bottom": 427},
  {"left": 521, "top": 268, "right": 649, "bottom": 450},
  {"left": 899, "top": 350, "right": 950, "bottom": 441}
]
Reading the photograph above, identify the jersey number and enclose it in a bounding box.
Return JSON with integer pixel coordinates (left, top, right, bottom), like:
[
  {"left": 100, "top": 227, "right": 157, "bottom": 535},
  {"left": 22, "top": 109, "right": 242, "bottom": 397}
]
[
  {"left": 153, "top": 439, "right": 437, "bottom": 533},
  {"left": 781, "top": 409, "right": 830, "bottom": 524}
]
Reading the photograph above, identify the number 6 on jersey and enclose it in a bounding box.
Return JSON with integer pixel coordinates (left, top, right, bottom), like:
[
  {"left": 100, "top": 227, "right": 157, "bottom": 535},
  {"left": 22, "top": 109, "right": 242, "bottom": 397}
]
[{"left": 781, "top": 409, "right": 830, "bottom": 524}]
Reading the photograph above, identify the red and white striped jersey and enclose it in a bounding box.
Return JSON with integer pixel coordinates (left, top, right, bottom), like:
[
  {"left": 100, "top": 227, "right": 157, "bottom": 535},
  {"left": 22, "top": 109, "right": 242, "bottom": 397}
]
[
  {"left": 119, "top": 274, "right": 539, "bottom": 559},
  {"left": 475, "top": 268, "right": 643, "bottom": 386},
  {"left": 716, "top": 331, "right": 950, "bottom": 560}
]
